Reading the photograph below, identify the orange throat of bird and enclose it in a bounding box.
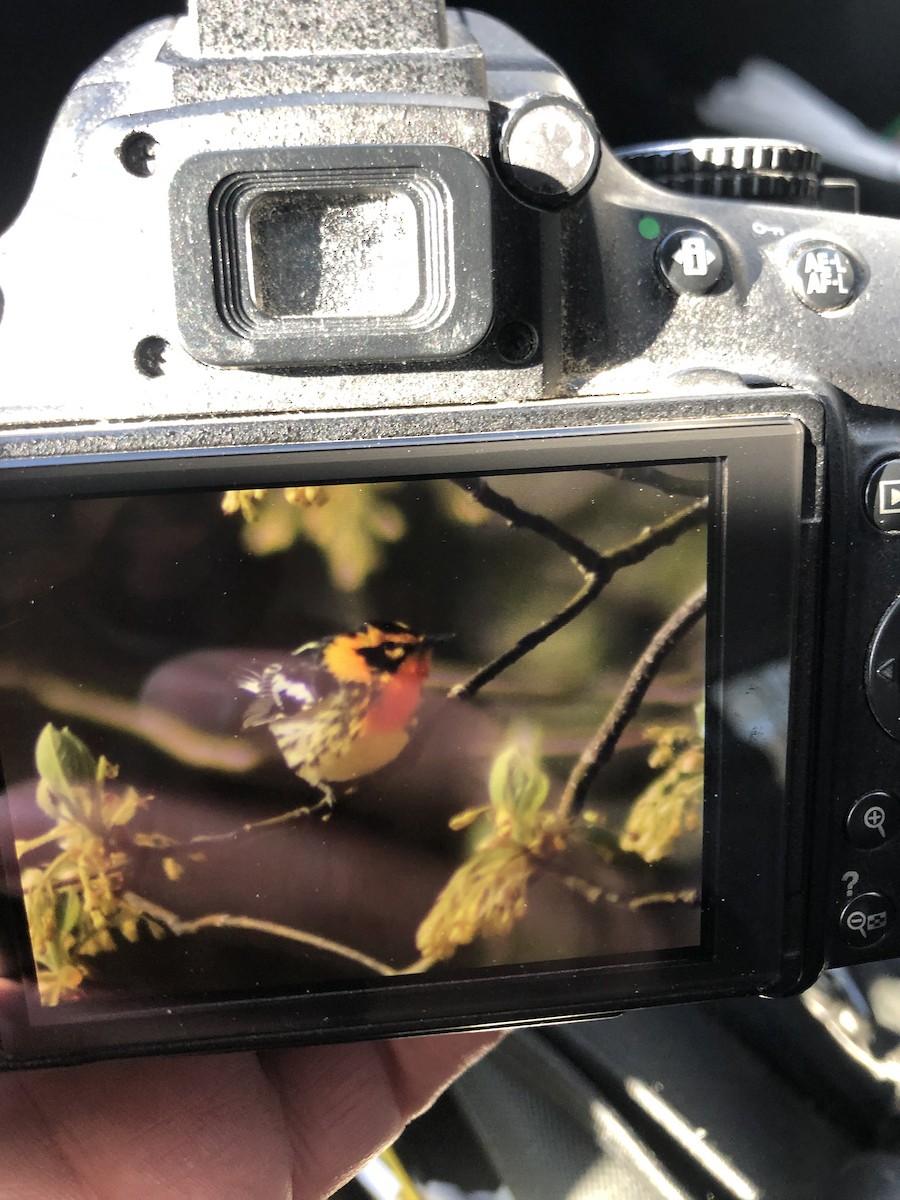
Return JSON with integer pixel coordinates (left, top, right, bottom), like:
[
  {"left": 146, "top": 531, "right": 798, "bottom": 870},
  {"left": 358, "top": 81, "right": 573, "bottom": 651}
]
[{"left": 364, "top": 651, "right": 431, "bottom": 734}]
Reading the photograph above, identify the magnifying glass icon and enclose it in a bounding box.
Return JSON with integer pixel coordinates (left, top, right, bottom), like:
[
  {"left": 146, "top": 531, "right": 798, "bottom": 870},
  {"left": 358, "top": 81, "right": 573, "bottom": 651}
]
[
  {"left": 846, "top": 910, "right": 869, "bottom": 937},
  {"left": 865, "top": 805, "right": 887, "bottom": 839}
]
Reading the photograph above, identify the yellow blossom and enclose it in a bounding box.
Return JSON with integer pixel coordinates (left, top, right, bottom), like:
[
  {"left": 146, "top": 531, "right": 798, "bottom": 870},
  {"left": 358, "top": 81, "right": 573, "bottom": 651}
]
[
  {"left": 18, "top": 725, "right": 168, "bottom": 1006},
  {"left": 619, "top": 724, "right": 704, "bottom": 863},
  {"left": 416, "top": 730, "right": 570, "bottom": 963},
  {"left": 416, "top": 847, "right": 533, "bottom": 962}
]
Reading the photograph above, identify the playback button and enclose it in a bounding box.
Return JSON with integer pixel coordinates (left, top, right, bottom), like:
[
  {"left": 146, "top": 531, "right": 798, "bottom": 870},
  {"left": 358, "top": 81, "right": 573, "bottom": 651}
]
[
  {"left": 840, "top": 892, "right": 895, "bottom": 948},
  {"left": 866, "top": 460, "right": 900, "bottom": 532}
]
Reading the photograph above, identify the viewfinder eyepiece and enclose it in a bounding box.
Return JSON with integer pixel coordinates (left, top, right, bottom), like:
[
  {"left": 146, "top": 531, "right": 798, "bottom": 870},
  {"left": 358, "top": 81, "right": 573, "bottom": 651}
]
[{"left": 172, "top": 146, "right": 494, "bottom": 367}]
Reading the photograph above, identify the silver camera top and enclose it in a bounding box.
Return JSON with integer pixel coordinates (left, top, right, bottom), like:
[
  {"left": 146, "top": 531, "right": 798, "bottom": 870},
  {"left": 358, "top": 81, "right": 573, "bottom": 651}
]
[{"left": 3, "top": 0, "right": 900, "bottom": 445}]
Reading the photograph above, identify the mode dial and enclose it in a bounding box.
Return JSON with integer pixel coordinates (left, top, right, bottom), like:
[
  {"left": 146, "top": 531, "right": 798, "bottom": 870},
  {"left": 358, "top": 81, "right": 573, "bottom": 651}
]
[{"left": 618, "top": 139, "right": 823, "bottom": 205}]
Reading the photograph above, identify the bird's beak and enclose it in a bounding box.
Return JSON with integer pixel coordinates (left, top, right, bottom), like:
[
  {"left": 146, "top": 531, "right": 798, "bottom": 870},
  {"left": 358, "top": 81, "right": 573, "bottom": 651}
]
[{"left": 422, "top": 632, "right": 454, "bottom": 648}]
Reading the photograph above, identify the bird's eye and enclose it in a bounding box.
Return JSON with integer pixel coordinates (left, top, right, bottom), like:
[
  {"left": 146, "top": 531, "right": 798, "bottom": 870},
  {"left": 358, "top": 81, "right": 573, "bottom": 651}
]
[{"left": 383, "top": 644, "right": 405, "bottom": 660}]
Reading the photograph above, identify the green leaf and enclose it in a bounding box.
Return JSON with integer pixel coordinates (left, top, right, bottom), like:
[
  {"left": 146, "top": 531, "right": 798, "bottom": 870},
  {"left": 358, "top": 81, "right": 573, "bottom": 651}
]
[
  {"left": 488, "top": 732, "right": 550, "bottom": 833},
  {"left": 237, "top": 484, "right": 406, "bottom": 592},
  {"left": 54, "top": 887, "right": 83, "bottom": 941},
  {"left": 35, "top": 725, "right": 97, "bottom": 799}
]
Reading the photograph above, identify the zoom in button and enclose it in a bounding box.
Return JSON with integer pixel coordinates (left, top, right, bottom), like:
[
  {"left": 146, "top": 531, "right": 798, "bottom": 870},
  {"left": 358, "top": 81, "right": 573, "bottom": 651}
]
[{"left": 846, "top": 792, "right": 900, "bottom": 848}]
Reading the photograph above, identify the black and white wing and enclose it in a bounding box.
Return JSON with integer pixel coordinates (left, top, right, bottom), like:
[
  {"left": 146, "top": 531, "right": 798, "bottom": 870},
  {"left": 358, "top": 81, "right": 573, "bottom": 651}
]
[{"left": 239, "top": 645, "right": 338, "bottom": 729}]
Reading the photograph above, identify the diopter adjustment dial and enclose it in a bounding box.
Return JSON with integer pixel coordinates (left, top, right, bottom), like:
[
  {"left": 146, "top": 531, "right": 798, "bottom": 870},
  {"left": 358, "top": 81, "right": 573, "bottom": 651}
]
[{"left": 618, "top": 139, "right": 823, "bottom": 206}]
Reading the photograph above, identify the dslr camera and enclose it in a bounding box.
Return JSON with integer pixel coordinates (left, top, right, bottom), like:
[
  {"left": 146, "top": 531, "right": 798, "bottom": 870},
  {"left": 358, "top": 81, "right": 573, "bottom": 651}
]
[{"left": 0, "top": 0, "right": 895, "bottom": 1070}]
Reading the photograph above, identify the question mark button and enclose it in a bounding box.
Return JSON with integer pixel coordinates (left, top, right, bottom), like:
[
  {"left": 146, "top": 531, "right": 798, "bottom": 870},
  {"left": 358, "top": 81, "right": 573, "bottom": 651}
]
[
  {"left": 840, "top": 893, "right": 895, "bottom": 948},
  {"left": 842, "top": 870, "right": 860, "bottom": 898}
]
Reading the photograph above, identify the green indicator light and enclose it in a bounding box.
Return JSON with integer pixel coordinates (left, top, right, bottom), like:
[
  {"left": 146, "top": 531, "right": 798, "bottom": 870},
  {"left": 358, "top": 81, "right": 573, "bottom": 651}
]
[{"left": 638, "top": 216, "right": 661, "bottom": 241}]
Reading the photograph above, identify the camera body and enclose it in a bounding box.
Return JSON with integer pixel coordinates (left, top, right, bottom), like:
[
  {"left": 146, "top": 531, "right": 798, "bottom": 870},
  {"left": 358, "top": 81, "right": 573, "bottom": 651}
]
[{"left": 0, "top": 0, "right": 897, "bottom": 1069}]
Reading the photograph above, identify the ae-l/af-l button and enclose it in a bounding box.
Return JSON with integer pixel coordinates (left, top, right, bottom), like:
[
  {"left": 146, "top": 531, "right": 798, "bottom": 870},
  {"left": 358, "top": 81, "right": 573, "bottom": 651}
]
[{"left": 788, "top": 243, "right": 859, "bottom": 312}]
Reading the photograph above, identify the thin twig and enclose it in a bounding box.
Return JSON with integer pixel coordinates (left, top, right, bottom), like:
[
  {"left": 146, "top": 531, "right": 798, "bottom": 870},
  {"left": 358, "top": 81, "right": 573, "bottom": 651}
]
[
  {"left": 178, "top": 795, "right": 332, "bottom": 848},
  {"left": 557, "top": 870, "right": 699, "bottom": 911},
  {"left": 449, "top": 481, "right": 706, "bottom": 700},
  {"left": 558, "top": 586, "right": 707, "bottom": 817},
  {"left": 129, "top": 790, "right": 334, "bottom": 857},
  {"left": 604, "top": 500, "right": 708, "bottom": 572},
  {"left": 453, "top": 477, "right": 607, "bottom": 572},
  {"left": 603, "top": 466, "right": 709, "bottom": 499},
  {"left": 450, "top": 573, "right": 606, "bottom": 700},
  {"left": 125, "top": 892, "right": 433, "bottom": 977},
  {"left": 628, "top": 888, "right": 699, "bottom": 910}
]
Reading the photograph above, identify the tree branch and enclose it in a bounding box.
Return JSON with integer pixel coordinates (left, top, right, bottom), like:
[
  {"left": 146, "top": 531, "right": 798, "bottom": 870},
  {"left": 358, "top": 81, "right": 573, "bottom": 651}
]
[
  {"left": 452, "top": 477, "right": 607, "bottom": 573},
  {"left": 125, "top": 893, "right": 431, "bottom": 978},
  {"left": 449, "top": 480, "right": 707, "bottom": 700},
  {"left": 449, "top": 573, "right": 606, "bottom": 700},
  {"left": 557, "top": 870, "right": 699, "bottom": 911},
  {"left": 180, "top": 795, "right": 332, "bottom": 848},
  {"left": 602, "top": 466, "right": 709, "bottom": 499},
  {"left": 558, "top": 586, "right": 707, "bottom": 817}
]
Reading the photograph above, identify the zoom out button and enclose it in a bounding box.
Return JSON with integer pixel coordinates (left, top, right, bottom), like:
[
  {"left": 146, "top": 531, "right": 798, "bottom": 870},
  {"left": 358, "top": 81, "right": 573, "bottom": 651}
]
[{"left": 841, "top": 892, "right": 895, "bottom": 948}]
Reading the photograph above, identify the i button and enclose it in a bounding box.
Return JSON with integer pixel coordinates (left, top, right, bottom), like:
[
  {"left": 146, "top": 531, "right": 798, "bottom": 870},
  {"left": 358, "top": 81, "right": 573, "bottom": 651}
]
[
  {"left": 867, "top": 461, "right": 900, "bottom": 532},
  {"left": 657, "top": 229, "right": 726, "bottom": 295}
]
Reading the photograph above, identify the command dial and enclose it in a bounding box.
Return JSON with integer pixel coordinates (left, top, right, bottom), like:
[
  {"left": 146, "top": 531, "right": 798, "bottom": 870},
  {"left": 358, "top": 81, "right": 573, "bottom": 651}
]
[{"left": 618, "top": 139, "right": 823, "bottom": 205}]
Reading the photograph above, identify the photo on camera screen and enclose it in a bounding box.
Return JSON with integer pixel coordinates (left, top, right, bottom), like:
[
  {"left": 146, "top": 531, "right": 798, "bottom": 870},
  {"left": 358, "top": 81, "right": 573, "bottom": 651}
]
[{"left": 0, "top": 460, "right": 710, "bottom": 1016}]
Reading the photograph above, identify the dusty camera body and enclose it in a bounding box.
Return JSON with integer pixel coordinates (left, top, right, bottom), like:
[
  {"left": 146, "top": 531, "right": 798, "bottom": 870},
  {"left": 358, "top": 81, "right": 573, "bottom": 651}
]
[{"left": 0, "top": 0, "right": 898, "bottom": 1069}]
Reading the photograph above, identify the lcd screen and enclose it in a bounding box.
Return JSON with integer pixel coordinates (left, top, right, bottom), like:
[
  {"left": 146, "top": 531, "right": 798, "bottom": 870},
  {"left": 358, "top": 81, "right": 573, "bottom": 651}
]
[{"left": 0, "top": 458, "right": 710, "bottom": 1019}]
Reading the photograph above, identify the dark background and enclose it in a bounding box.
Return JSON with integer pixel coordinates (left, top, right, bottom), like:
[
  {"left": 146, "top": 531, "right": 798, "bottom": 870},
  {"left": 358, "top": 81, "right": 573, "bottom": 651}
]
[{"left": 4, "top": 0, "right": 900, "bottom": 231}]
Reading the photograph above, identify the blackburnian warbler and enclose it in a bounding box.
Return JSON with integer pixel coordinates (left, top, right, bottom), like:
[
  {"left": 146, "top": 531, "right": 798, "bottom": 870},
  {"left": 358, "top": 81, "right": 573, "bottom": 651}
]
[{"left": 240, "top": 621, "right": 440, "bottom": 807}]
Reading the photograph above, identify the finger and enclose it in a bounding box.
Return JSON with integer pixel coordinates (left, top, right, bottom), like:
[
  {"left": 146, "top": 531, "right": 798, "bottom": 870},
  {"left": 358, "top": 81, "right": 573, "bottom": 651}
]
[
  {"left": 0, "top": 1052, "right": 292, "bottom": 1200},
  {"left": 260, "top": 1029, "right": 502, "bottom": 1199}
]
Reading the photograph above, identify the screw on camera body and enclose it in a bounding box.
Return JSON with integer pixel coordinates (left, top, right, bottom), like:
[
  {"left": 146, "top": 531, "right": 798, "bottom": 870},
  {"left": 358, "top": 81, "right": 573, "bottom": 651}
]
[
  {"left": 135, "top": 336, "right": 169, "bottom": 378},
  {"left": 495, "top": 320, "right": 540, "bottom": 364},
  {"left": 118, "top": 132, "right": 158, "bottom": 178}
]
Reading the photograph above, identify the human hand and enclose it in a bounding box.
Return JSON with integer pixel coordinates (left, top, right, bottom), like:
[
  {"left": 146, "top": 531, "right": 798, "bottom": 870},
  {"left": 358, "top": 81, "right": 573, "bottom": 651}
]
[{"left": 0, "top": 1029, "right": 500, "bottom": 1200}]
